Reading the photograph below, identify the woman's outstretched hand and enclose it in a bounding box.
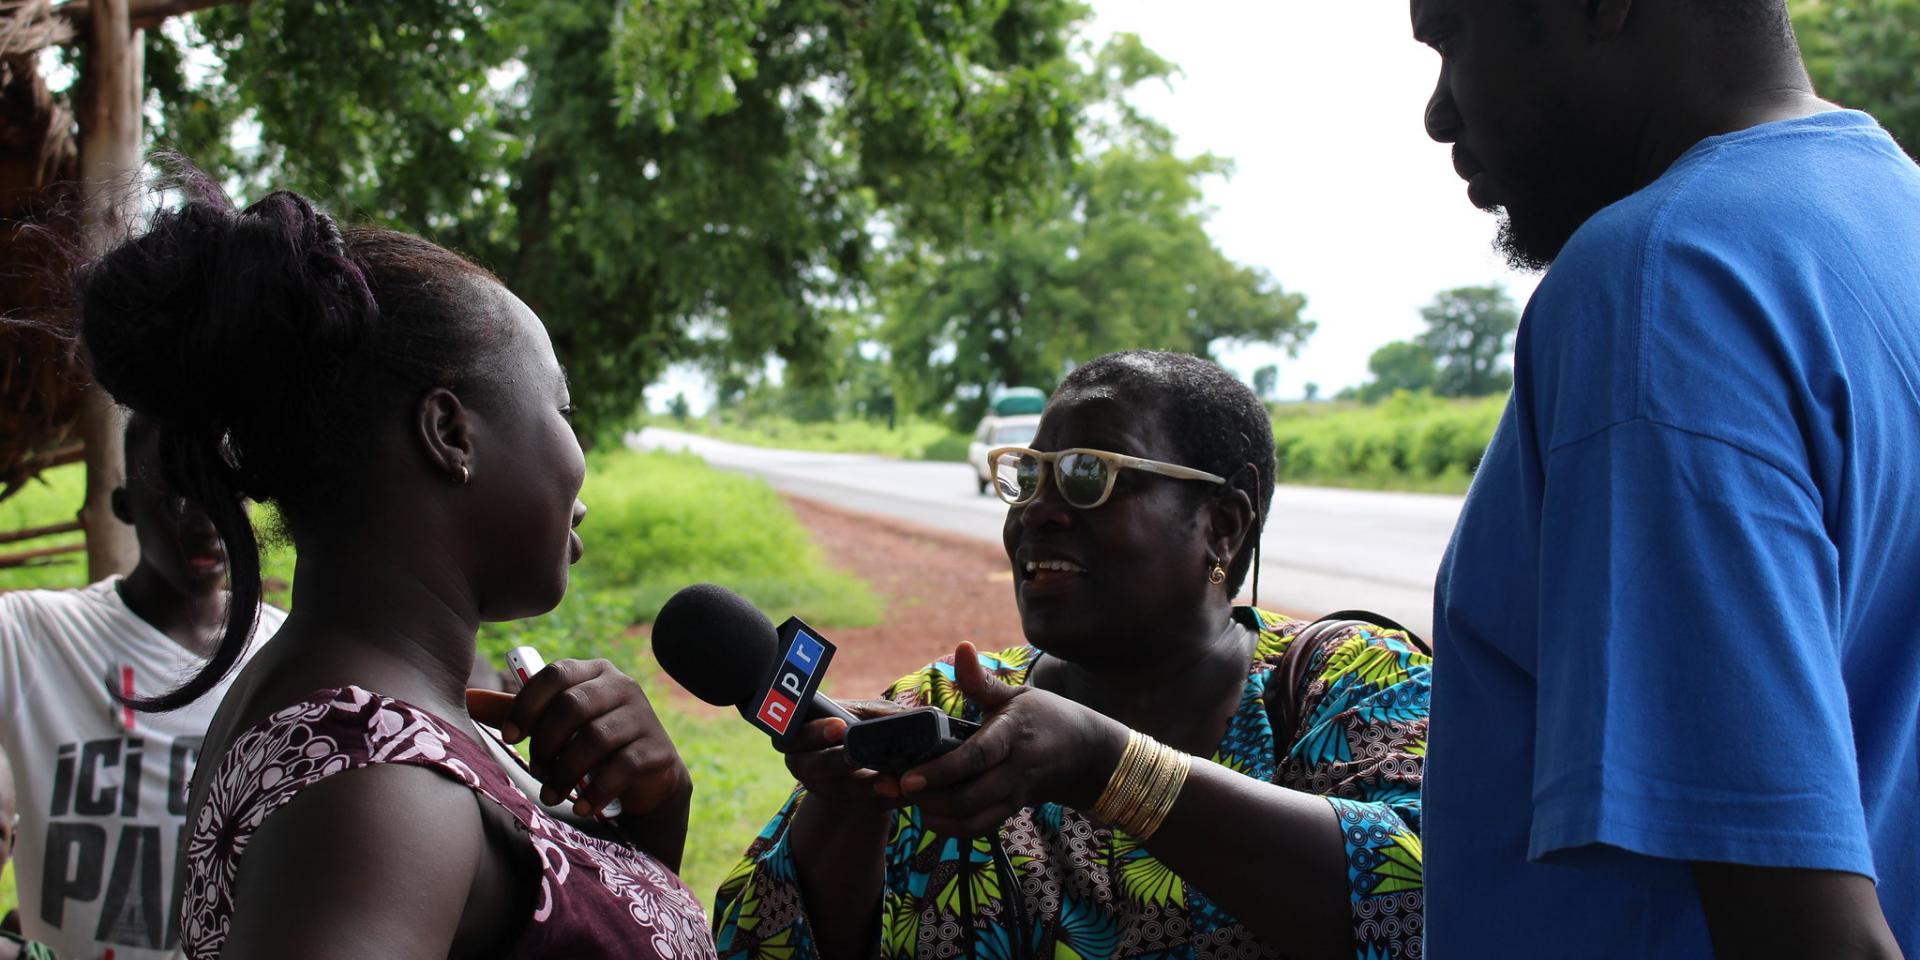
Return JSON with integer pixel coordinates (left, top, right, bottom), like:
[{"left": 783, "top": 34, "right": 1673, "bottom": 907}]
[
  {"left": 779, "top": 699, "right": 911, "bottom": 812},
  {"left": 468, "top": 658, "right": 690, "bottom": 818},
  {"left": 897, "top": 642, "right": 1128, "bottom": 837}
]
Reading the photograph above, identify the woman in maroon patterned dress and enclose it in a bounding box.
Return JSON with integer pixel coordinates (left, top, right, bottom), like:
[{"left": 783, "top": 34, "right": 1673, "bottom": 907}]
[{"left": 72, "top": 177, "right": 714, "bottom": 959}]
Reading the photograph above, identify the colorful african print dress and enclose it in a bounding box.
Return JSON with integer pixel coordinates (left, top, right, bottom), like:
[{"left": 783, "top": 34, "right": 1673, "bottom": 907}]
[{"left": 713, "top": 608, "right": 1429, "bottom": 959}]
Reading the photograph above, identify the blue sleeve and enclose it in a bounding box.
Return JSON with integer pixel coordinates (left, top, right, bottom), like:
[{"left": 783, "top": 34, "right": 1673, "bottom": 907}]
[{"left": 1527, "top": 418, "right": 1870, "bottom": 877}]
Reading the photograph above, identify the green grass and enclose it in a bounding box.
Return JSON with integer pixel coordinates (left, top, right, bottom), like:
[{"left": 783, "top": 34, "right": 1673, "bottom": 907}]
[
  {"left": 656, "top": 694, "right": 797, "bottom": 901},
  {"left": 0, "top": 462, "right": 87, "bottom": 592},
  {"left": 1270, "top": 393, "right": 1505, "bottom": 495},
  {"left": 574, "top": 448, "right": 881, "bottom": 628},
  {"left": 672, "top": 415, "right": 973, "bottom": 463},
  {"left": 0, "top": 448, "right": 871, "bottom": 916}
]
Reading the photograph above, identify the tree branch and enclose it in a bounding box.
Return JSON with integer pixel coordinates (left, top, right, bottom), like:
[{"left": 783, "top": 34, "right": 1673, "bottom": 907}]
[{"left": 55, "top": 0, "right": 246, "bottom": 34}]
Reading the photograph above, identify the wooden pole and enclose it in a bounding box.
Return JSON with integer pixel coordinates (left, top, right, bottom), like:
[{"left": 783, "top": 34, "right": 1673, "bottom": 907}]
[
  {"left": 0, "top": 541, "right": 89, "bottom": 570},
  {"left": 0, "top": 520, "right": 86, "bottom": 546},
  {"left": 75, "top": 0, "right": 143, "bottom": 581}
]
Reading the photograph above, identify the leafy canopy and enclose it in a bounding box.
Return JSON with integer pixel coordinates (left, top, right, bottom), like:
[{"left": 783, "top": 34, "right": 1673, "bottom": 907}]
[
  {"left": 1360, "top": 340, "right": 1439, "bottom": 403},
  {"left": 1415, "top": 284, "right": 1517, "bottom": 398},
  {"left": 878, "top": 36, "right": 1314, "bottom": 424},
  {"left": 145, "top": 0, "right": 1093, "bottom": 436},
  {"left": 1352, "top": 284, "right": 1517, "bottom": 403},
  {"left": 1795, "top": 0, "right": 1920, "bottom": 160}
]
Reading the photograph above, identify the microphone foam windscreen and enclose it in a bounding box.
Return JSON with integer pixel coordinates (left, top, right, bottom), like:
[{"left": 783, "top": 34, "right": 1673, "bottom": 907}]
[{"left": 650, "top": 583, "right": 778, "bottom": 708}]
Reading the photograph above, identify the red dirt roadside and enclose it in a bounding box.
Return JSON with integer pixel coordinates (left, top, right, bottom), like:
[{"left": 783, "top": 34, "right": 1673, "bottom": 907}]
[{"left": 782, "top": 495, "right": 1025, "bottom": 699}]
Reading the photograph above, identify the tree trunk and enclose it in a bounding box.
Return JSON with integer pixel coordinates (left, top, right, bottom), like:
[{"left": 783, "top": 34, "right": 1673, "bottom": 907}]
[{"left": 75, "top": 0, "right": 143, "bottom": 580}]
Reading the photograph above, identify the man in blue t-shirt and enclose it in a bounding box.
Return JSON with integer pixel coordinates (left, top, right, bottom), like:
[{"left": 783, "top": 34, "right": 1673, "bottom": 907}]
[{"left": 1412, "top": 1, "right": 1916, "bottom": 956}]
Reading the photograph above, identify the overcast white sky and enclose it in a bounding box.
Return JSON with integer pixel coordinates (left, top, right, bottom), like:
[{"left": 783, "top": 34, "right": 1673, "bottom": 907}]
[
  {"left": 1088, "top": 0, "right": 1539, "bottom": 397},
  {"left": 649, "top": 1, "right": 1541, "bottom": 411}
]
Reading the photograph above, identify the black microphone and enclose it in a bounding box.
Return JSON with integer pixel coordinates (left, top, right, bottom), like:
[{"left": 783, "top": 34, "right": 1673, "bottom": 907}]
[
  {"left": 651, "top": 584, "right": 978, "bottom": 772},
  {"left": 651, "top": 583, "right": 857, "bottom": 743}
]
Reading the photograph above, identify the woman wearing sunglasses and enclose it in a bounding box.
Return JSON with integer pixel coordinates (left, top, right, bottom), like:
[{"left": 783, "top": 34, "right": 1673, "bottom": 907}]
[{"left": 715, "top": 351, "right": 1430, "bottom": 960}]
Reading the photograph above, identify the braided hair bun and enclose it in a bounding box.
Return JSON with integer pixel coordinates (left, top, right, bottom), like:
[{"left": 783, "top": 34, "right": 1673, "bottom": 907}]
[{"left": 78, "top": 173, "right": 499, "bottom": 711}]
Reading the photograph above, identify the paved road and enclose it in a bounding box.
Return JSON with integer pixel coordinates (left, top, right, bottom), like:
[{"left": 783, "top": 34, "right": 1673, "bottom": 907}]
[{"left": 632, "top": 428, "right": 1464, "bottom": 637}]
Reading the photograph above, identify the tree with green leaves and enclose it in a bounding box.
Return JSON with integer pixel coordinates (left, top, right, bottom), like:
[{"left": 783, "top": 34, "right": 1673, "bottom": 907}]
[
  {"left": 1416, "top": 284, "right": 1518, "bottom": 398},
  {"left": 878, "top": 36, "right": 1313, "bottom": 424},
  {"left": 139, "top": 0, "right": 1097, "bottom": 437},
  {"left": 1795, "top": 0, "right": 1920, "bottom": 160},
  {"left": 1252, "top": 364, "right": 1279, "bottom": 402},
  {"left": 1359, "top": 340, "right": 1438, "bottom": 403},
  {"left": 1303, "top": 382, "right": 1320, "bottom": 402}
]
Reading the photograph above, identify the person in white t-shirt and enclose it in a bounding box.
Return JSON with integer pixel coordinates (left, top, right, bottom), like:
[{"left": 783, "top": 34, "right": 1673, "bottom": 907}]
[
  {"left": 0, "top": 415, "right": 284, "bottom": 960},
  {"left": 3, "top": 745, "right": 57, "bottom": 959}
]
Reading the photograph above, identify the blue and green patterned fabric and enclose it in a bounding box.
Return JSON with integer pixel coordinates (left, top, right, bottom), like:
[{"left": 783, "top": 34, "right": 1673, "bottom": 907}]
[{"left": 713, "top": 608, "right": 1430, "bottom": 959}]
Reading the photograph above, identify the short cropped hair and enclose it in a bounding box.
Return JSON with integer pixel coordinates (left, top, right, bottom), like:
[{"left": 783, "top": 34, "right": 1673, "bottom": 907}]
[{"left": 1054, "top": 351, "right": 1275, "bottom": 595}]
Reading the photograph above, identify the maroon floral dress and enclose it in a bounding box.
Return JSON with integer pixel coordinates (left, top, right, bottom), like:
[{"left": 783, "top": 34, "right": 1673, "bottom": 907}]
[{"left": 180, "top": 686, "right": 715, "bottom": 959}]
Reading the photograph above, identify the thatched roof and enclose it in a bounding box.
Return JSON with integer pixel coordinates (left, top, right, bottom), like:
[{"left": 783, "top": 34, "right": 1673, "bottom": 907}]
[
  {"left": 0, "top": 3, "right": 75, "bottom": 58},
  {"left": 1, "top": 15, "right": 85, "bottom": 502}
]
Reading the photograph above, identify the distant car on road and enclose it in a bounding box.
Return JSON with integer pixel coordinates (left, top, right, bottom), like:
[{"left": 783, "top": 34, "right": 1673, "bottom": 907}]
[{"left": 968, "top": 412, "right": 1043, "bottom": 494}]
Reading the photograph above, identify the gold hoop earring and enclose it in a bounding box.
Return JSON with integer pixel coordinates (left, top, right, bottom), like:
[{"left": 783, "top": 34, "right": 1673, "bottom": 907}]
[
  {"left": 1208, "top": 562, "right": 1227, "bottom": 585},
  {"left": 457, "top": 464, "right": 471, "bottom": 486}
]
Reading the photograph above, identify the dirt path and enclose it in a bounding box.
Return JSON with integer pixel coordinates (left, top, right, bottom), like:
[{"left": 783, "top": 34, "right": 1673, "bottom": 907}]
[{"left": 782, "top": 495, "right": 1025, "bottom": 699}]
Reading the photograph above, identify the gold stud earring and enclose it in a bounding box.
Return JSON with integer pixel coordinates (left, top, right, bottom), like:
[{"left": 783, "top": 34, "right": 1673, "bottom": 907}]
[
  {"left": 1208, "top": 562, "right": 1227, "bottom": 585},
  {"left": 457, "top": 464, "right": 471, "bottom": 486}
]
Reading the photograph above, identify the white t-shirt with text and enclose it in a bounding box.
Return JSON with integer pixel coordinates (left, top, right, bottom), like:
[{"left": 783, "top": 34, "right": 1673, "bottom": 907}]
[{"left": 0, "top": 579, "right": 282, "bottom": 960}]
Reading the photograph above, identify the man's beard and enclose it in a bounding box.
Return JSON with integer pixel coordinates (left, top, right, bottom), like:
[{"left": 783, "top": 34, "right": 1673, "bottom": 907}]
[
  {"left": 1485, "top": 115, "right": 1637, "bottom": 273},
  {"left": 1494, "top": 210, "right": 1554, "bottom": 273},
  {"left": 1490, "top": 184, "right": 1621, "bottom": 273}
]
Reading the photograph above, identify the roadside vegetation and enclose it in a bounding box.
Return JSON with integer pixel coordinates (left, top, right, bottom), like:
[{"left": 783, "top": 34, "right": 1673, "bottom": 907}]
[
  {"left": 661, "top": 391, "right": 1505, "bottom": 497},
  {"left": 1270, "top": 393, "right": 1505, "bottom": 494},
  {"left": 668, "top": 414, "right": 972, "bottom": 464},
  {"left": 0, "top": 450, "right": 872, "bottom": 911},
  {"left": 657, "top": 283, "right": 1517, "bottom": 497}
]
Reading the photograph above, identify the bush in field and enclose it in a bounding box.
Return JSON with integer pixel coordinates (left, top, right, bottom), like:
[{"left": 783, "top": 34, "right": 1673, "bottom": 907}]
[
  {"left": 1271, "top": 393, "right": 1505, "bottom": 493},
  {"left": 578, "top": 449, "right": 881, "bottom": 627}
]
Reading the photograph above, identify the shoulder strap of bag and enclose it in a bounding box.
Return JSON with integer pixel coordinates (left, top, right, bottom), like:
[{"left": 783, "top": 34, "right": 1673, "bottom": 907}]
[{"left": 1263, "top": 610, "right": 1430, "bottom": 748}]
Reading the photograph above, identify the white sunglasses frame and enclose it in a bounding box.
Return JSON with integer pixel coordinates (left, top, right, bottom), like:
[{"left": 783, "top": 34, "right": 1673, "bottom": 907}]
[{"left": 986, "top": 446, "right": 1227, "bottom": 509}]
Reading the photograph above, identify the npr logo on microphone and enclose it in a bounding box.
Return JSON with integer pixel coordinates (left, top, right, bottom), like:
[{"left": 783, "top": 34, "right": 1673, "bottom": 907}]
[{"left": 750, "top": 619, "right": 836, "bottom": 740}]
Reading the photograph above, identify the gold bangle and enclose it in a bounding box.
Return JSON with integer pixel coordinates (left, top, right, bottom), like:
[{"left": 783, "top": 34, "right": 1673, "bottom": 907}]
[
  {"left": 1091, "top": 732, "right": 1192, "bottom": 840},
  {"left": 1093, "top": 730, "right": 1151, "bottom": 825},
  {"left": 1096, "top": 730, "right": 1153, "bottom": 825},
  {"left": 1123, "top": 741, "right": 1178, "bottom": 836},
  {"left": 1133, "top": 749, "right": 1192, "bottom": 840}
]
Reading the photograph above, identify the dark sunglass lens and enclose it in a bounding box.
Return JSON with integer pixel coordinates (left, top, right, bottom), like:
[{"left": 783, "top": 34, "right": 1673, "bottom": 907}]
[
  {"left": 1056, "top": 453, "right": 1110, "bottom": 506},
  {"left": 995, "top": 453, "right": 1042, "bottom": 502}
]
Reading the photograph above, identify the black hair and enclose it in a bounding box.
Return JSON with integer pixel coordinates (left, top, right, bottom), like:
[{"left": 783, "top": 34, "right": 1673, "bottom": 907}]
[
  {"left": 1690, "top": 0, "right": 1788, "bottom": 22},
  {"left": 1692, "top": 0, "right": 1797, "bottom": 44},
  {"left": 78, "top": 171, "right": 501, "bottom": 712},
  {"left": 1053, "top": 350, "right": 1275, "bottom": 596},
  {"left": 1520, "top": 0, "right": 1795, "bottom": 46}
]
